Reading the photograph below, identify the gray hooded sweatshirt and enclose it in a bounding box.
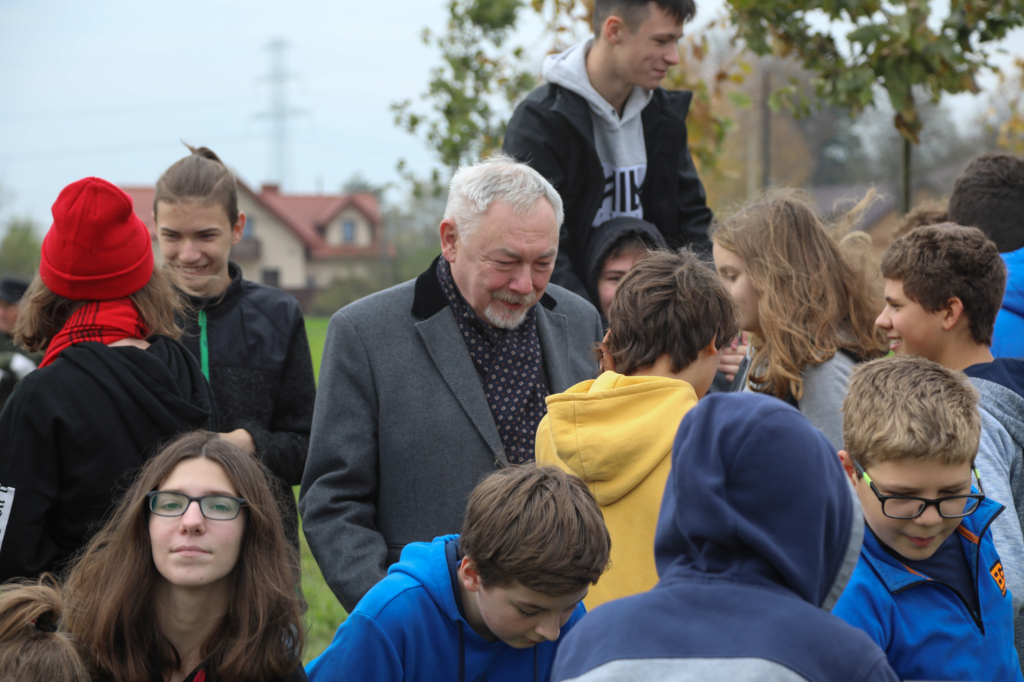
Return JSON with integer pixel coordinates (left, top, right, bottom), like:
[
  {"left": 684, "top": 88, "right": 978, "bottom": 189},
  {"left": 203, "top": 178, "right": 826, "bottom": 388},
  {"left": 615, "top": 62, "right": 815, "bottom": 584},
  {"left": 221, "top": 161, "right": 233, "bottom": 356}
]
[{"left": 542, "top": 37, "right": 653, "bottom": 227}]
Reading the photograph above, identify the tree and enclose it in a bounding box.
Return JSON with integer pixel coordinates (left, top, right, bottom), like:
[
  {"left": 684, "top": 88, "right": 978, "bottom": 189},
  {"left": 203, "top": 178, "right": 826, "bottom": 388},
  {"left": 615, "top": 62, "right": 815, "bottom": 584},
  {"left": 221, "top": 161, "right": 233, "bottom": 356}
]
[
  {"left": 392, "top": 0, "right": 536, "bottom": 180},
  {"left": 0, "top": 218, "right": 41, "bottom": 280},
  {"left": 993, "top": 57, "right": 1024, "bottom": 154},
  {"left": 726, "top": 0, "right": 1024, "bottom": 211}
]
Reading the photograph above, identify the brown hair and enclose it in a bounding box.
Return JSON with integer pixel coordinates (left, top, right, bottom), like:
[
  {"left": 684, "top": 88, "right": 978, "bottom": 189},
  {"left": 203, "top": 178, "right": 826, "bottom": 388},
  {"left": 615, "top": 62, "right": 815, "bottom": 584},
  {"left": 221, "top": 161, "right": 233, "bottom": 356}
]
[
  {"left": 154, "top": 145, "right": 239, "bottom": 225},
  {"left": 460, "top": 466, "right": 610, "bottom": 596},
  {"left": 13, "top": 267, "right": 183, "bottom": 351},
  {"left": 63, "top": 432, "right": 304, "bottom": 682},
  {"left": 880, "top": 223, "right": 1006, "bottom": 347},
  {"left": 948, "top": 152, "right": 1024, "bottom": 253},
  {"left": 843, "top": 355, "right": 980, "bottom": 469},
  {"left": 593, "top": 0, "right": 696, "bottom": 32},
  {"left": 710, "top": 189, "right": 888, "bottom": 400},
  {"left": 892, "top": 201, "right": 949, "bottom": 240},
  {"left": 605, "top": 248, "right": 739, "bottom": 375},
  {"left": 0, "top": 576, "right": 90, "bottom": 682}
]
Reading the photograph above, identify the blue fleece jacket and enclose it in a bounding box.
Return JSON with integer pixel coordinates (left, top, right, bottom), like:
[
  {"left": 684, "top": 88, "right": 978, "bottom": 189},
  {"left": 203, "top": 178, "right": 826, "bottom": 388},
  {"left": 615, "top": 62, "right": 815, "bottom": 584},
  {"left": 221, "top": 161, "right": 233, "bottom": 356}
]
[
  {"left": 834, "top": 497, "right": 1022, "bottom": 682},
  {"left": 993, "top": 247, "right": 1024, "bottom": 359},
  {"left": 551, "top": 393, "right": 898, "bottom": 682},
  {"left": 307, "top": 535, "right": 585, "bottom": 682}
]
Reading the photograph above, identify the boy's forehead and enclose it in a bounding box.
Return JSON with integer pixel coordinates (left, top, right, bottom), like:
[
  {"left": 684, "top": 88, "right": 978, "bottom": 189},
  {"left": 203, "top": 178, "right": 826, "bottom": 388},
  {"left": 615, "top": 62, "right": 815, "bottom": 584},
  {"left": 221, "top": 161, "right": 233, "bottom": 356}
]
[
  {"left": 500, "top": 580, "right": 588, "bottom": 608},
  {"left": 869, "top": 457, "right": 973, "bottom": 488}
]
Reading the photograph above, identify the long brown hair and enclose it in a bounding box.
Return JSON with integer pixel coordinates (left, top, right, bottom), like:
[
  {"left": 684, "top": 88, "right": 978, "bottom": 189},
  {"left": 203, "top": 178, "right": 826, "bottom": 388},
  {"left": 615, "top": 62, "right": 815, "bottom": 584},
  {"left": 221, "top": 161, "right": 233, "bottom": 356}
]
[
  {"left": 63, "top": 432, "right": 304, "bottom": 682},
  {"left": 710, "top": 189, "right": 887, "bottom": 400},
  {"left": 14, "top": 267, "right": 184, "bottom": 351},
  {"left": 0, "top": 575, "right": 90, "bottom": 682}
]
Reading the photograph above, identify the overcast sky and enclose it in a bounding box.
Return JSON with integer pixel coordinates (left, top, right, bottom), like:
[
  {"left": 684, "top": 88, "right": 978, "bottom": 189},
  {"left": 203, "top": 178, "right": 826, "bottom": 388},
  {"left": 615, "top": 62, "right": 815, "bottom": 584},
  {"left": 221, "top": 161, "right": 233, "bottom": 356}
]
[{"left": 1, "top": 0, "right": 1020, "bottom": 230}]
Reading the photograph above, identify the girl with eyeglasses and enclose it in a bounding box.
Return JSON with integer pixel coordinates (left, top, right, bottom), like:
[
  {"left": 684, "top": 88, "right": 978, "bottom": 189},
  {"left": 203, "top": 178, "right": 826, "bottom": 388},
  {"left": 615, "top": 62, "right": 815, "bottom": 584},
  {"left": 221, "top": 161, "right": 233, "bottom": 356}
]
[{"left": 63, "top": 431, "right": 307, "bottom": 682}]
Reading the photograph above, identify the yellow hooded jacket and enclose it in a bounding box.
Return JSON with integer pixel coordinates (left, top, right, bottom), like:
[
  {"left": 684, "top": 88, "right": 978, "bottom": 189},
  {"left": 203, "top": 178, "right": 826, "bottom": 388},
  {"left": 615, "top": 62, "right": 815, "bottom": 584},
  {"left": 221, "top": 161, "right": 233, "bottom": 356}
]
[{"left": 535, "top": 371, "right": 698, "bottom": 609}]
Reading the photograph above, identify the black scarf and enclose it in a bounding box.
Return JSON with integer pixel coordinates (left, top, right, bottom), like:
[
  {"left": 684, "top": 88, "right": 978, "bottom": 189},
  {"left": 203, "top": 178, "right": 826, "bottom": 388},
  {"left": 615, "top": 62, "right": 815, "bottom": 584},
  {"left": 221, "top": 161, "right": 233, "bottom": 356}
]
[{"left": 437, "top": 258, "right": 548, "bottom": 464}]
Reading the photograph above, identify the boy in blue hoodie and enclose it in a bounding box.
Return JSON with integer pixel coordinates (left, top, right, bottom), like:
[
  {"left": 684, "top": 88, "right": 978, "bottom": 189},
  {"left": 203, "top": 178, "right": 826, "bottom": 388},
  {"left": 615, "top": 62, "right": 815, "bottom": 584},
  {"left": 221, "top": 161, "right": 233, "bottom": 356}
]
[
  {"left": 551, "top": 392, "right": 898, "bottom": 682},
  {"left": 307, "top": 466, "right": 611, "bottom": 682},
  {"left": 834, "top": 355, "right": 1023, "bottom": 681}
]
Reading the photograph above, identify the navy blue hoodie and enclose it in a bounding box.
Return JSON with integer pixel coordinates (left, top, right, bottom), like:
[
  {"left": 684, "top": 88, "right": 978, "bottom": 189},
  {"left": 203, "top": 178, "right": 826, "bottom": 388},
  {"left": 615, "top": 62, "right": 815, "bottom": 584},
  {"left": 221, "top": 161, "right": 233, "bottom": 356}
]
[{"left": 551, "top": 393, "right": 898, "bottom": 682}]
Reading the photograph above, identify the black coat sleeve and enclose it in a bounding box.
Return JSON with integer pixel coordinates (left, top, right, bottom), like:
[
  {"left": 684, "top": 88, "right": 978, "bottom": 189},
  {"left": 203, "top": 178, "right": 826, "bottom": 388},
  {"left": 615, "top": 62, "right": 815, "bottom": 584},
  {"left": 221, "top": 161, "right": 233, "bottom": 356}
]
[
  {"left": 248, "top": 313, "right": 316, "bottom": 486},
  {"left": 0, "top": 376, "right": 63, "bottom": 580},
  {"left": 674, "top": 131, "right": 713, "bottom": 251},
  {"left": 504, "top": 98, "right": 590, "bottom": 298}
]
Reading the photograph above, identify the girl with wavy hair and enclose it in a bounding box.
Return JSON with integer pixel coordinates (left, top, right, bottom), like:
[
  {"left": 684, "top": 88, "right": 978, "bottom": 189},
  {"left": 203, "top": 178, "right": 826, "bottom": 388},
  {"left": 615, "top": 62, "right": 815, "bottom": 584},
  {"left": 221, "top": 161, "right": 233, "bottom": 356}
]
[
  {"left": 63, "top": 431, "right": 306, "bottom": 682},
  {"left": 0, "top": 576, "right": 89, "bottom": 682},
  {"left": 710, "top": 189, "right": 887, "bottom": 450}
]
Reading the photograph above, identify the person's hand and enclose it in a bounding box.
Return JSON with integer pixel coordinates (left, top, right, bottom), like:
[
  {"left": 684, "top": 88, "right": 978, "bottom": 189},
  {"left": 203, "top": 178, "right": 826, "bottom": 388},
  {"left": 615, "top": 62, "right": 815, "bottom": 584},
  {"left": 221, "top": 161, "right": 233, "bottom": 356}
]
[
  {"left": 221, "top": 428, "right": 256, "bottom": 456},
  {"left": 718, "top": 332, "right": 749, "bottom": 381},
  {"left": 598, "top": 330, "right": 616, "bottom": 373}
]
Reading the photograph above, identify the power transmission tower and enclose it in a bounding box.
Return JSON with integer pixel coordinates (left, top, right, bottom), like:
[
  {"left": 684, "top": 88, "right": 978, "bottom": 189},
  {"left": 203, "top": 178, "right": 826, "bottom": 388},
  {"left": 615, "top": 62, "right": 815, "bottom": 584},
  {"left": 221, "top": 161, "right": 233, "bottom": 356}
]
[{"left": 257, "top": 39, "right": 303, "bottom": 188}]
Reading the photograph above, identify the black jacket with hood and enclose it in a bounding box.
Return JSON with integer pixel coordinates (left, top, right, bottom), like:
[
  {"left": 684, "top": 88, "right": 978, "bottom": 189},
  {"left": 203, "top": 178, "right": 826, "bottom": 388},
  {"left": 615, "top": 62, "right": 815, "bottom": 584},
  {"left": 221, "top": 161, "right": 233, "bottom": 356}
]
[
  {"left": 503, "top": 83, "right": 713, "bottom": 301},
  {"left": 179, "top": 262, "right": 316, "bottom": 547},
  {"left": 0, "top": 336, "right": 217, "bottom": 581}
]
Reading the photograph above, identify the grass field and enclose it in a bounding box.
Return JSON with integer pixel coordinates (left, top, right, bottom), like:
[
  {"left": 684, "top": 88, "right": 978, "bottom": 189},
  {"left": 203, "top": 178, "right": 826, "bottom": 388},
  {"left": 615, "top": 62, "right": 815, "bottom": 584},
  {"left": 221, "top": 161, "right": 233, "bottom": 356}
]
[{"left": 298, "top": 316, "right": 347, "bottom": 664}]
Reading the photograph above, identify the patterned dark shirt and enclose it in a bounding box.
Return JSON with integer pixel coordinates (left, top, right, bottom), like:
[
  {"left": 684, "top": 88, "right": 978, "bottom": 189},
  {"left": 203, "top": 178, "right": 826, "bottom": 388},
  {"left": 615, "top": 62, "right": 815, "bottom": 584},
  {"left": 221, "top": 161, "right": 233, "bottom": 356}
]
[{"left": 437, "top": 258, "right": 548, "bottom": 464}]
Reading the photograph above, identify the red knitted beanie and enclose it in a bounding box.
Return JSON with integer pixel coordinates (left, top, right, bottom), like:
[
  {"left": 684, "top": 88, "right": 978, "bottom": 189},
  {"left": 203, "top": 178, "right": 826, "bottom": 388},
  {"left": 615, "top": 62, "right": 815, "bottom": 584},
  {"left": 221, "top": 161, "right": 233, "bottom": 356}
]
[{"left": 40, "top": 177, "right": 154, "bottom": 301}]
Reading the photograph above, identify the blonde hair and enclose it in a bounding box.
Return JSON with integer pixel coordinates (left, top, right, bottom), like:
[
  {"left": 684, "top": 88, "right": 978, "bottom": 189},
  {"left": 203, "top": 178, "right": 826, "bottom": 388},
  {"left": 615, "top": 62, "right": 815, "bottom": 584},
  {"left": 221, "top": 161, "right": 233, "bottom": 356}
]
[
  {"left": 843, "top": 355, "right": 980, "bottom": 469},
  {"left": 0, "top": 576, "right": 90, "bottom": 682},
  {"left": 710, "top": 189, "right": 887, "bottom": 400},
  {"left": 13, "top": 268, "right": 183, "bottom": 352}
]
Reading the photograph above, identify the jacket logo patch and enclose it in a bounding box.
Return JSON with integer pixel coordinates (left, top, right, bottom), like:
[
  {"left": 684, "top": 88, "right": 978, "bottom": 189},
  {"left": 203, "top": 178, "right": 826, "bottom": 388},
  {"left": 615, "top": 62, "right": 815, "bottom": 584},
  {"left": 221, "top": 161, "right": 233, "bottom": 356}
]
[
  {"left": 991, "top": 560, "right": 1007, "bottom": 598},
  {"left": 0, "top": 485, "right": 14, "bottom": 552}
]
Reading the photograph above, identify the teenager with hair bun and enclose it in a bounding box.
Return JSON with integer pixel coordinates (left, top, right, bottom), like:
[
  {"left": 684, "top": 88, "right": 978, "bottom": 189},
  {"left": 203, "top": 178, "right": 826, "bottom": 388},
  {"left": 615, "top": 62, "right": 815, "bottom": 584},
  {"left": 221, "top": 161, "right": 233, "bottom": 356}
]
[
  {"left": 154, "top": 146, "right": 316, "bottom": 549},
  {"left": 711, "top": 189, "right": 888, "bottom": 451},
  {"left": 63, "top": 431, "right": 307, "bottom": 682},
  {"left": 0, "top": 575, "right": 90, "bottom": 682},
  {"left": 0, "top": 177, "right": 218, "bottom": 582}
]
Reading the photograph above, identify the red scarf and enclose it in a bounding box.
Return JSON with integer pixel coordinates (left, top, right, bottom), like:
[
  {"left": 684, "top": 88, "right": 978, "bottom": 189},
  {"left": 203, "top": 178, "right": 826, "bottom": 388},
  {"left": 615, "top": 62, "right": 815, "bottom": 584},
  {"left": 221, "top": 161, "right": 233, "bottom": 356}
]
[{"left": 40, "top": 298, "right": 150, "bottom": 368}]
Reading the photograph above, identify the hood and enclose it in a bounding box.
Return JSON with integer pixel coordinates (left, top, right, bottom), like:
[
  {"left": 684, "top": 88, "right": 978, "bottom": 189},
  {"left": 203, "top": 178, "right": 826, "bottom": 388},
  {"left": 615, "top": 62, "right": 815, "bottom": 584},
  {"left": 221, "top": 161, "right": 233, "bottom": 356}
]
[
  {"left": 389, "top": 535, "right": 464, "bottom": 623},
  {"left": 654, "top": 392, "right": 863, "bottom": 610},
  {"left": 542, "top": 37, "right": 652, "bottom": 128},
  {"left": 542, "top": 372, "right": 696, "bottom": 505},
  {"left": 60, "top": 336, "right": 217, "bottom": 446},
  {"left": 583, "top": 216, "right": 666, "bottom": 312},
  {"left": 1002, "top": 248, "right": 1024, "bottom": 318}
]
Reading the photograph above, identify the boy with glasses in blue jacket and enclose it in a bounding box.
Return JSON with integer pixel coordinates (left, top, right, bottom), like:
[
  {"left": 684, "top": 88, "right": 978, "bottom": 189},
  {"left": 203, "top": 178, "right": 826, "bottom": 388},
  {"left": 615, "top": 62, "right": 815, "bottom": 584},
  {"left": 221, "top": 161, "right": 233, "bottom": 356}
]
[{"left": 834, "top": 355, "right": 1023, "bottom": 681}]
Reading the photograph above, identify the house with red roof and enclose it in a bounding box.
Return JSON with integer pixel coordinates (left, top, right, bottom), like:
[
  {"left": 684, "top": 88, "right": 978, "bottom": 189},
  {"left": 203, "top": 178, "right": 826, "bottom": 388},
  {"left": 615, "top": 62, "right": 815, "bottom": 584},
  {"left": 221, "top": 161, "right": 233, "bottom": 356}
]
[{"left": 121, "top": 180, "right": 387, "bottom": 305}]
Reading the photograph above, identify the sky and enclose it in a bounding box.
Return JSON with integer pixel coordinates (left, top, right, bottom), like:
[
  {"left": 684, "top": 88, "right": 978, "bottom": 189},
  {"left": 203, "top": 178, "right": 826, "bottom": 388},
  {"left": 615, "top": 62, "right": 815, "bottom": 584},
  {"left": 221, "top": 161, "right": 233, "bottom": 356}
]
[{"left": 0, "top": 0, "right": 1020, "bottom": 230}]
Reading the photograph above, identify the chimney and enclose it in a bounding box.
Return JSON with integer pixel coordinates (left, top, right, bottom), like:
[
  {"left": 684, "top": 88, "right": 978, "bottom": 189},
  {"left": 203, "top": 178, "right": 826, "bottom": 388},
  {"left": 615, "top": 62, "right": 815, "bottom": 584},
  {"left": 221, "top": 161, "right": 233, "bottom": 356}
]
[{"left": 261, "top": 183, "right": 280, "bottom": 195}]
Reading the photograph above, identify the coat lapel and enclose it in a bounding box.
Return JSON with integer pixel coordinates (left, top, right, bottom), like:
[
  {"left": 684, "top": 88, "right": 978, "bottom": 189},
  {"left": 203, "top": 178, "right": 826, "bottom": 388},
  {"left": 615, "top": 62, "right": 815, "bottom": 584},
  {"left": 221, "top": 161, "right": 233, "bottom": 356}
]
[
  {"left": 415, "top": 310, "right": 508, "bottom": 466},
  {"left": 537, "top": 306, "right": 573, "bottom": 393}
]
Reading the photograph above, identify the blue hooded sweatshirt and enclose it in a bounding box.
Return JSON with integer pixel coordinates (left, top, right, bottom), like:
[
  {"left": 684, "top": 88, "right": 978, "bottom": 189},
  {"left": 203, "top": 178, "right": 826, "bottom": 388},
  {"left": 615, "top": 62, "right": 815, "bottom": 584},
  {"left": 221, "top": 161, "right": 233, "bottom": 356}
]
[
  {"left": 992, "top": 247, "right": 1024, "bottom": 358},
  {"left": 307, "top": 535, "right": 585, "bottom": 682},
  {"left": 551, "top": 393, "right": 898, "bottom": 682}
]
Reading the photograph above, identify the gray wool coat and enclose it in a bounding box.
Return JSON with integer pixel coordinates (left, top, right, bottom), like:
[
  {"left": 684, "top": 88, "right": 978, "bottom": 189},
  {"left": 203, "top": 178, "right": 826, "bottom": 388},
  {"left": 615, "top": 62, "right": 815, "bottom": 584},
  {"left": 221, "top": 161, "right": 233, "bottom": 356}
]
[{"left": 299, "top": 259, "right": 603, "bottom": 610}]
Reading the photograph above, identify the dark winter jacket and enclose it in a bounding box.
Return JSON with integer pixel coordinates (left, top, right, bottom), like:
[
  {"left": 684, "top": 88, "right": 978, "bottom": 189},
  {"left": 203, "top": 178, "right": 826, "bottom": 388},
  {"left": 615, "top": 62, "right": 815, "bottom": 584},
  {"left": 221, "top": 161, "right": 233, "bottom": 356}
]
[
  {"left": 503, "top": 84, "right": 713, "bottom": 301},
  {"left": 551, "top": 393, "right": 898, "bottom": 682},
  {"left": 0, "top": 336, "right": 217, "bottom": 581},
  {"left": 180, "top": 262, "right": 316, "bottom": 547}
]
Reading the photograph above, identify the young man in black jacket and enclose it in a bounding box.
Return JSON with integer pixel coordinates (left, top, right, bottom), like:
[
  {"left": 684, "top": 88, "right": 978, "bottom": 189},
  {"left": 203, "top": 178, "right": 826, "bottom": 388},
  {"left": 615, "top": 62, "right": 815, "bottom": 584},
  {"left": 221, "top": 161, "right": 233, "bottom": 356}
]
[
  {"left": 503, "top": 0, "right": 712, "bottom": 302},
  {"left": 154, "top": 148, "right": 317, "bottom": 548}
]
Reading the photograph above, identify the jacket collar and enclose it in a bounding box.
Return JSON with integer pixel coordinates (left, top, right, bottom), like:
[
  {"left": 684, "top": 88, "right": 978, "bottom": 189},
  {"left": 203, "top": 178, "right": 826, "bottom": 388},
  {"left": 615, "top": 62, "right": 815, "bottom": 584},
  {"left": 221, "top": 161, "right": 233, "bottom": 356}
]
[
  {"left": 183, "top": 261, "right": 244, "bottom": 319},
  {"left": 411, "top": 255, "right": 557, "bottom": 321},
  {"left": 860, "top": 495, "right": 1004, "bottom": 593}
]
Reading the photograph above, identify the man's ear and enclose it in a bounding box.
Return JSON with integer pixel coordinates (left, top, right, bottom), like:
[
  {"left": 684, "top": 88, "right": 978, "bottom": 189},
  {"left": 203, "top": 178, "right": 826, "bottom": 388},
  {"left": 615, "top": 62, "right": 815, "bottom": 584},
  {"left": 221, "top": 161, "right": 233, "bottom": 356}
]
[
  {"left": 231, "top": 212, "right": 246, "bottom": 246},
  {"left": 941, "top": 296, "right": 965, "bottom": 332},
  {"left": 838, "top": 450, "right": 858, "bottom": 484},
  {"left": 602, "top": 14, "right": 627, "bottom": 44},
  {"left": 439, "top": 219, "right": 459, "bottom": 263},
  {"left": 460, "top": 555, "right": 484, "bottom": 593}
]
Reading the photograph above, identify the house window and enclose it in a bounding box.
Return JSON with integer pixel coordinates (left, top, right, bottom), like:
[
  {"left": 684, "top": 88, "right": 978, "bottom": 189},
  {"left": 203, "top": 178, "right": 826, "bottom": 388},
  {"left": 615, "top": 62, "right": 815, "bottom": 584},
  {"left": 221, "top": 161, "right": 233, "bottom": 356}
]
[
  {"left": 343, "top": 220, "right": 356, "bottom": 243},
  {"left": 261, "top": 269, "right": 280, "bottom": 288},
  {"left": 243, "top": 214, "right": 255, "bottom": 239}
]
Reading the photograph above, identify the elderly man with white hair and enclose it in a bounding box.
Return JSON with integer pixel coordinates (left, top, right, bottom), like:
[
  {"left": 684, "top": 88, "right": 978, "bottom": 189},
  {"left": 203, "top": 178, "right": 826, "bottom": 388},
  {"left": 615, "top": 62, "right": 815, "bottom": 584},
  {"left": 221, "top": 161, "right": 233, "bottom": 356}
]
[{"left": 300, "top": 154, "right": 604, "bottom": 609}]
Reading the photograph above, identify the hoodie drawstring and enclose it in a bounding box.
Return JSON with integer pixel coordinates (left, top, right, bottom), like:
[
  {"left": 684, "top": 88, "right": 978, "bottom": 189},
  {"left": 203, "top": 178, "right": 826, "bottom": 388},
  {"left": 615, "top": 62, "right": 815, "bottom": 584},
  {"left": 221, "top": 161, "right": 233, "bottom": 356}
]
[
  {"left": 533, "top": 645, "right": 539, "bottom": 681},
  {"left": 458, "top": 623, "right": 465, "bottom": 682}
]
